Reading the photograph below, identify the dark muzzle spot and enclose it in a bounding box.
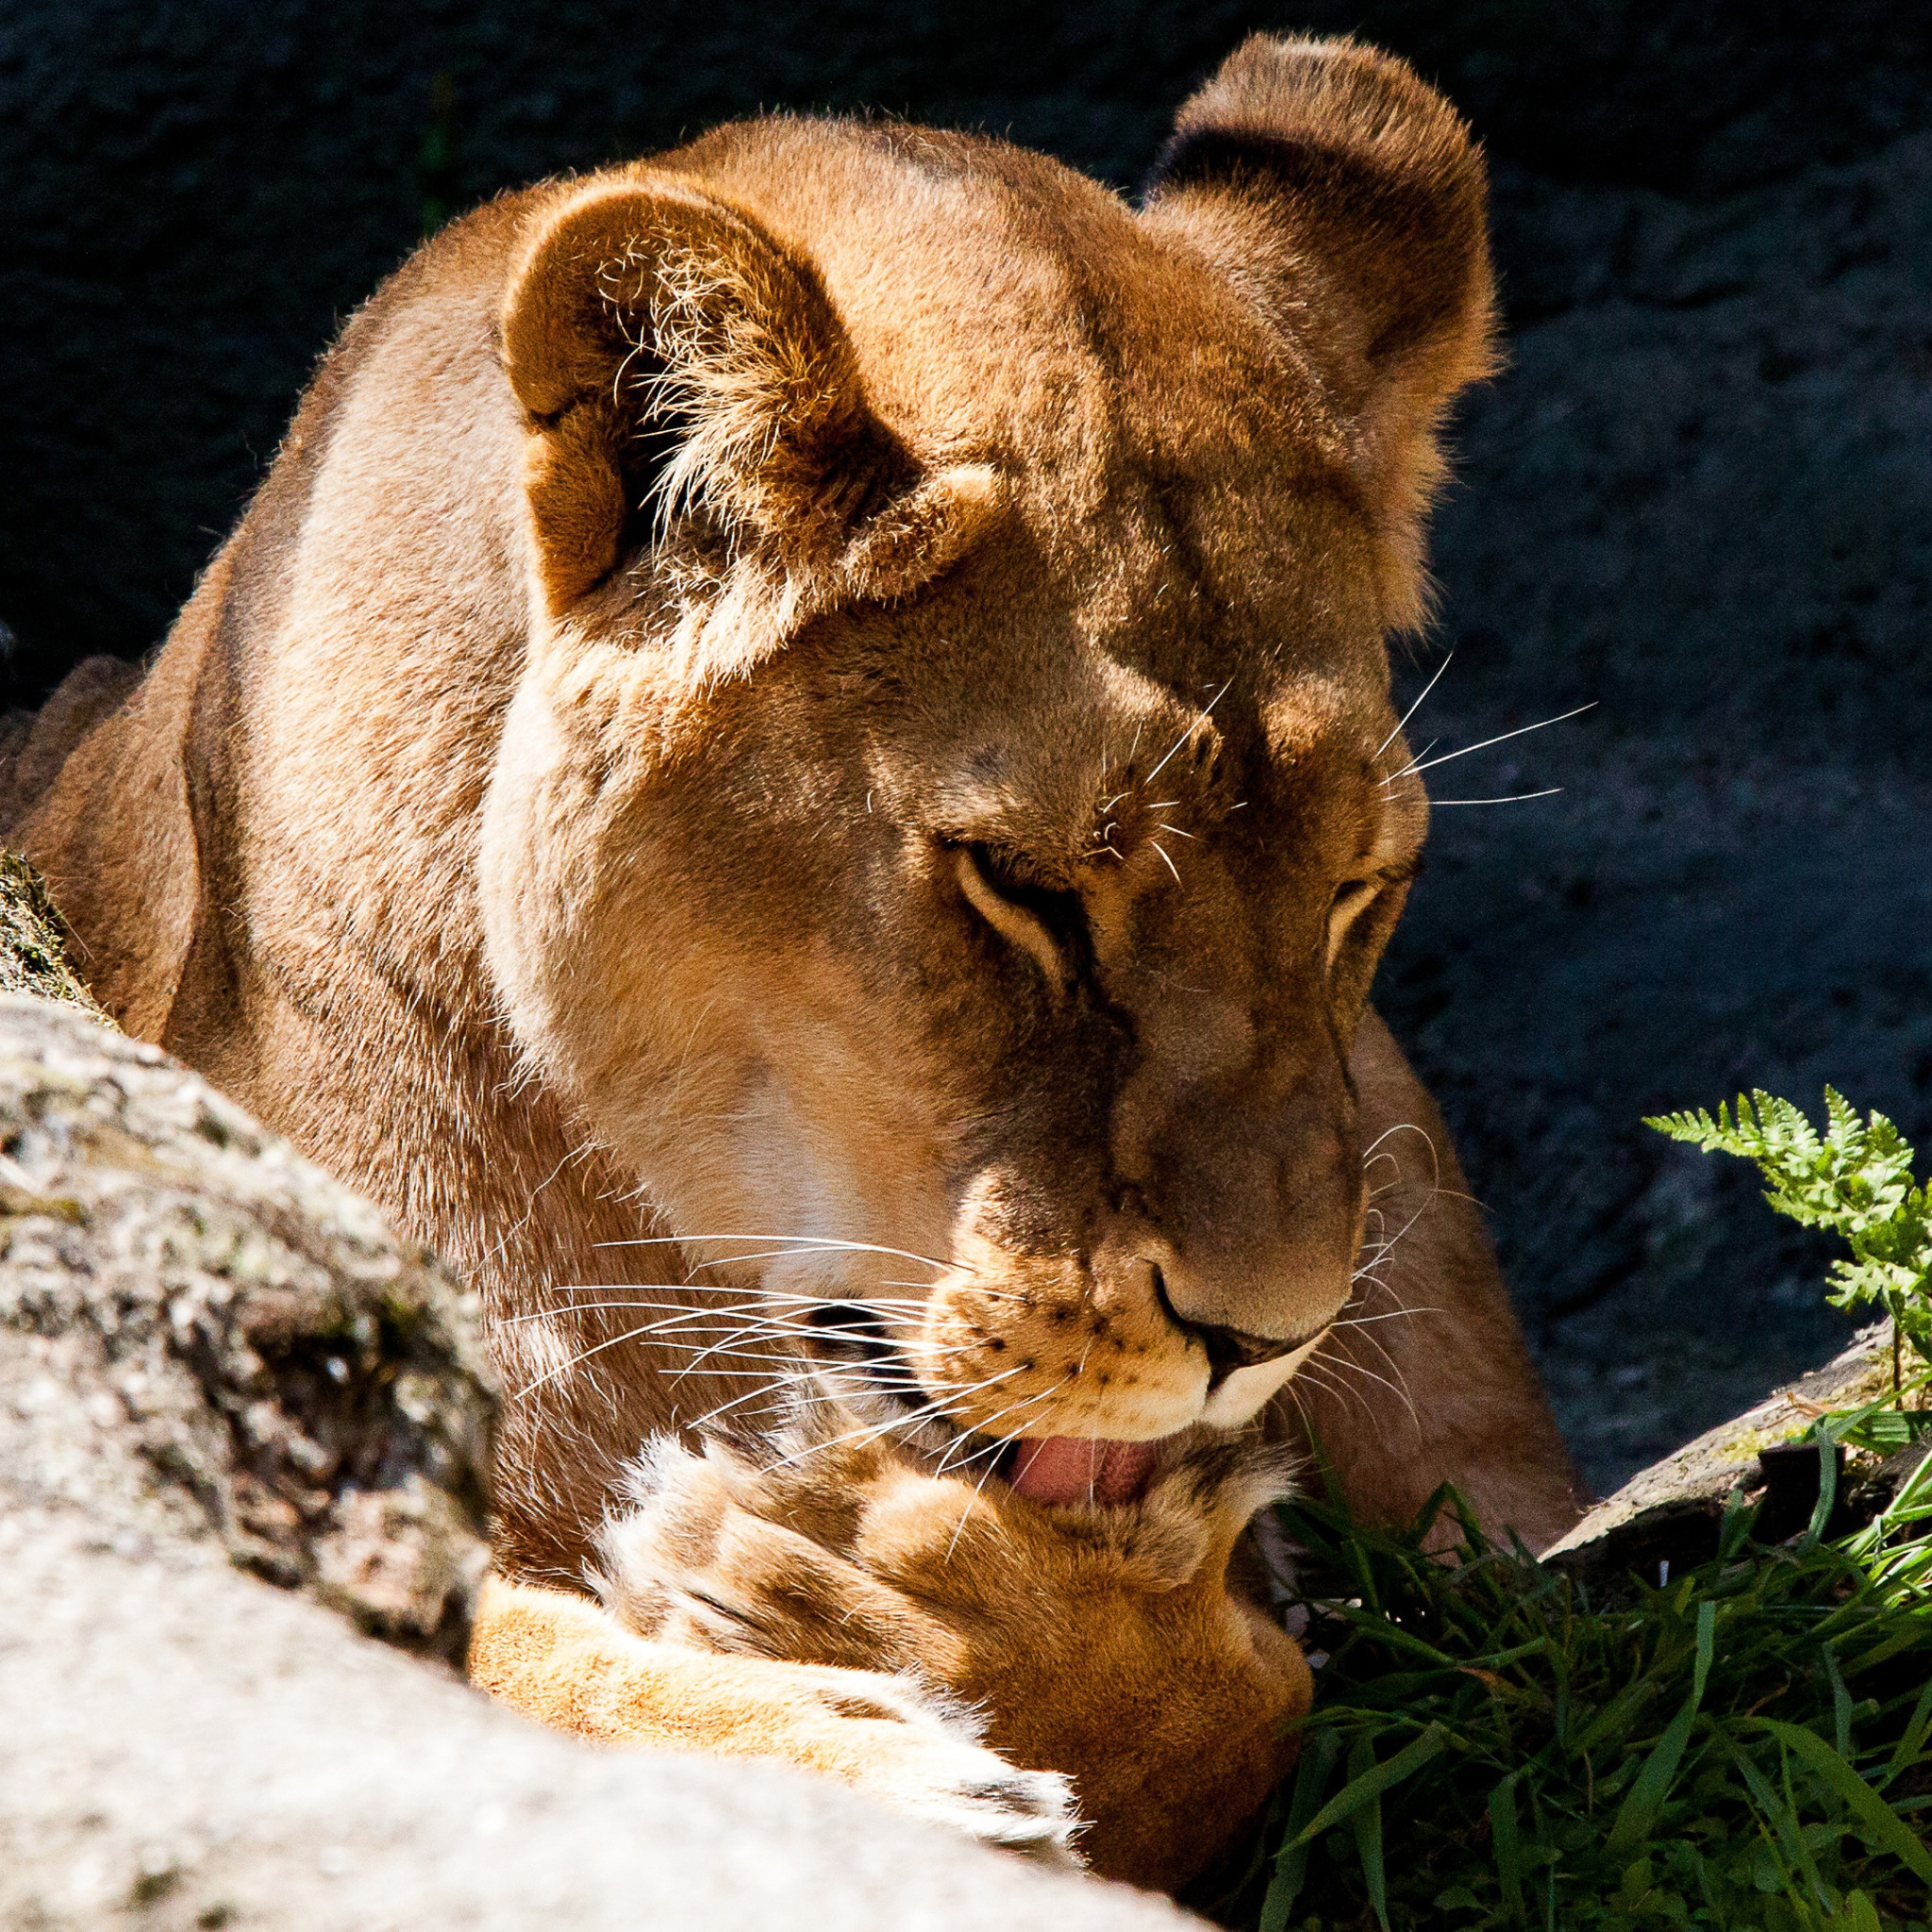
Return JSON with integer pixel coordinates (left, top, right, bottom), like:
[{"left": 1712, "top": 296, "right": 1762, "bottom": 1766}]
[{"left": 1151, "top": 1264, "right": 1319, "bottom": 1390}]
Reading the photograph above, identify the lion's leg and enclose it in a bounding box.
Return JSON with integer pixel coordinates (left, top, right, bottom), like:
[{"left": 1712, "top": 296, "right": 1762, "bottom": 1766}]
[
  {"left": 1285, "top": 1009, "right": 1584, "bottom": 1551},
  {"left": 467, "top": 1576, "right": 1076, "bottom": 1858}
]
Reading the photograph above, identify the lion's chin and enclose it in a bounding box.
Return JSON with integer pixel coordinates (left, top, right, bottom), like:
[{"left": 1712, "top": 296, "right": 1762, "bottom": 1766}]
[
  {"left": 997, "top": 1331, "right": 1334, "bottom": 1505},
  {"left": 1197, "top": 1332, "right": 1329, "bottom": 1427}
]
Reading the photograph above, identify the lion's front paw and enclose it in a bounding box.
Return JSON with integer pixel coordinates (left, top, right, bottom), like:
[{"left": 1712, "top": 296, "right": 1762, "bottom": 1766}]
[
  {"left": 588, "top": 1428, "right": 1078, "bottom": 1861},
  {"left": 591, "top": 1405, "right": 1310, "bottom": 1889},
  {"left": 591, "top": 1427, "right": 964, "bottom": 1674},
  {"left": 467, "top": 1573, "right": 1077, "bottom": 1864},
  {"left": 873, "top": 1744, "right": 1078, "bottom": 1864}
]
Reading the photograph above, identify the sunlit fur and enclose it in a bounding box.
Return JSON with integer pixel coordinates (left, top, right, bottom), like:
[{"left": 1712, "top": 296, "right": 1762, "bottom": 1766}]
[{"left": 24, "top": 35, "right": 1581, "bottom": 1886}]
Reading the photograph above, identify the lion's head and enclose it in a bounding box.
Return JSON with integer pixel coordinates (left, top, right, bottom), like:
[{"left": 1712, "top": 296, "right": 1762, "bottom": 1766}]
[{"left": 475, "top": 36, "right": 1494, "bottom": 1497}]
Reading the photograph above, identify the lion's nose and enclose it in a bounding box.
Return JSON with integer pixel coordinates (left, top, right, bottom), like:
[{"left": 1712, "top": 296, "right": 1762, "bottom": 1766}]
[{"left": 1150, "top": 1264, "right": 1322, "bottom": 1389}]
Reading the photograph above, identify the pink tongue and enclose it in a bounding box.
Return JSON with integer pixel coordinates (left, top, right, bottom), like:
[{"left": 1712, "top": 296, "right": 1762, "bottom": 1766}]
[{"left": 1008, "top": 1436, "right": 1159, "bottom": 1506}]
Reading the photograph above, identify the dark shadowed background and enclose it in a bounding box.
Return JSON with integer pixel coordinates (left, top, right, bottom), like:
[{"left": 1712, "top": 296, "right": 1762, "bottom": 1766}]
[{"left": 6, "top": 1, "right": 1929, "bottom": 1494}]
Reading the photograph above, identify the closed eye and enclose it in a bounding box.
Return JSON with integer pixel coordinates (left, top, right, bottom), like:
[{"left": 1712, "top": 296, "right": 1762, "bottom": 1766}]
[
  {"left": 953, "top": 843, "right": 1078, "bottom": 991},
  {"left": 1325, "top": 880, "right": 1381, "bottom": 967},
  {"left": 1326, "top": 855, "right": 1423, "bottom": 968}
]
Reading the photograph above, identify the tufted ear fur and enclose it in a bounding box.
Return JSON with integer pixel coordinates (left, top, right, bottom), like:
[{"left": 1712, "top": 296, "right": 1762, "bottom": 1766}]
[
  {"left": 1141, "top": 36, "right": 1497, "bottom": 623},
  {"left": 500, "top": 175, "right": 999, "bottom": 651}
]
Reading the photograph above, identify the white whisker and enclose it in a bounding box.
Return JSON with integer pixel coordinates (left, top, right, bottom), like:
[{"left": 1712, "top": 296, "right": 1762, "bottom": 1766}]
[
  {"left": 1141, "top": 679, "right": 1231, "bottom": 789},
  {"left": 684, "top": 1372, "right": 835, "bottom": 1434},
  {"left": 756, "top": 1367, "right": 1032, "bottom": 1474},
  {"left": 1384, "top": 703, "right": 1595, "bottom": 785},
  {"left": 499, "top": 1295, "right": 921, "bottom": 1335},
  {"left": 942, "top": 1394, "right": 1064, "bottom": 1561},
  {"left": 1293, "top": 1357, "right": 1375, "bottom": 1424},
  {"left": 1430, "top": 790, "right": 1563, "bottom": 807},
  {"left": 1374, "top": 651, "right": 1454, "bottom": 762},
  {"left": 590, "top": 1232, "right": 959, "bottom": 1275},
  {"left": 933, "top": 1384, "right": 1064, "bottom": 1481},
  {"left": 874, "top": 1278, "right": 1025, "bottom": 1304},
  {"left": 1360, "top": 1121, "right": 1438, "bottom": 1162},
  {"left": 513, "top": 1324, "right": 667, "bottom": 1402},
  {"left": 1313, "top": 1336, "right": 1421, "bottom": 1435},
  {"left": 613, "top": 1296, "right": 920, "bottom": 1327}
]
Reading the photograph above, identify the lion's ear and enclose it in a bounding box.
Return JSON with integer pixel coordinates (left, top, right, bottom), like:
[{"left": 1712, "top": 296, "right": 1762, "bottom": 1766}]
[
  {"left": 1141, "top": 37, "right": 1496, "bottom": 615},
  {"left": 500, "top": 176, "right": 996, "bottom": 648}
]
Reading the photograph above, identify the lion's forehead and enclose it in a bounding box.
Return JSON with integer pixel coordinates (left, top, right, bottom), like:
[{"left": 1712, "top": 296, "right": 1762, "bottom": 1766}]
[
  {"left": 679, "top": 118, "right": 1399, "bottom": 773},
  {"left": 891, "top": 638, "right": 1391, "bottom": 852},
  {"left": 686, "top": 118, "right": 1346, "bottom": 495}
]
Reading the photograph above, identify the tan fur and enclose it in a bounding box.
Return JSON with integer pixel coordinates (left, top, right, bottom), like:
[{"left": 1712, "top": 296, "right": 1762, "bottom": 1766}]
[
  {"left": 24, "top": 36, "right": 1579, "bottom": 1887},
  {"left": 465, "top": 1576, "right": 1082, "bottom": 1861},
  {"left": 584, "top": 1412, "right": 1309, "bottom": 1890}
]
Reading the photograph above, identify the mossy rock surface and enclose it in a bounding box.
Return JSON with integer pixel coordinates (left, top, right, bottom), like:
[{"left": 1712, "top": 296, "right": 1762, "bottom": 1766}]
[
  {"left": 0, "top": 856, "right": 499, "bottom": 1662},
  {"left": 1546, "top": 1320, "right": 1908, "bottom": 1587},
  {"left": 0, "top": 849, "right": 107, "bottom": 1018}
]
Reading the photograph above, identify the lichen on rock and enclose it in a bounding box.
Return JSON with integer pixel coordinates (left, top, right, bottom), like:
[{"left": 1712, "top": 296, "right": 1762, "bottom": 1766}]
[
  {"left": 0, "top": 849, "right": 107, "bottom": 1016},
  {"left": 0, "top": 858, "right": 498, "bottom": 1663}
]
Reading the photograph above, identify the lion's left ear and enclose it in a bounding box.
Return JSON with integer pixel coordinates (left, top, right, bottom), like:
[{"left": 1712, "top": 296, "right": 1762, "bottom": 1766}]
[
  {"left": 500, "top": 175, "right": 998, "bottom": 659},
  {"left": 1141, "top": 37, "right": 1496, "bottom": 621}
]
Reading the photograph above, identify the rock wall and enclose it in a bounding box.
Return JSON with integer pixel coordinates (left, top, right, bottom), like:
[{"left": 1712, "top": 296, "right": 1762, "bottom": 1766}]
[
  {"left": 8, "top": 1, "right": 1927, "bottom": 689},
  {"left": 1385, "top": 130, "right": 1932, "bottom": 1491}
]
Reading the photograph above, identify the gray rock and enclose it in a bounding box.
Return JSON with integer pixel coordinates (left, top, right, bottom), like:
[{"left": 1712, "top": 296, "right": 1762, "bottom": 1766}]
[
  {"left": 1545, "top": 1320, "right": 1913, "bottom": 1587},
  {"left": 0, "top": 1505, "right": 1187, "bottom": 1932},
  {"left": 0, "top": 993, "right": 495, "bottom": 1663}
]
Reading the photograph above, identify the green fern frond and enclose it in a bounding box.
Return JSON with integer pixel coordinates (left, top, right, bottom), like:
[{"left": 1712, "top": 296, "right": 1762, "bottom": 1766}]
[{"left": 1646, "top": 1088, "right": 1932, "bottom": 1380}]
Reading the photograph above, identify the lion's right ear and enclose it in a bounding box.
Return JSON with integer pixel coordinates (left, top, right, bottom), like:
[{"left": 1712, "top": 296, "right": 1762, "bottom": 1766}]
[
  {"left": 1141, "top": 38, "right": 1496, "bottom": 624},
  {"left": 500, "top": 176, "right": 996, "bottom": 650}
]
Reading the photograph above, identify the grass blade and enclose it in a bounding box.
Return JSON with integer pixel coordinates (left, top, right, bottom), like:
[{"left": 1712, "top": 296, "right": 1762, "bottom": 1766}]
[
  {"left": 1820, "top": 1641, "right": 1853, "bottom": 1761},
  {"left": 1748, "top": 1717, "right": 1932, "bottom": 1885},
  {"left": 1605, "top": 1600, "right": 1715, "bottom": 1857},
  {"left": 1883, "top": 1675, "right": 1932, "bottom": 1790},
  {"left": 1346, "top": 1732, "right": 1391, "bottom": 1932},
  {"left": 1843, "top": 1890, "right": 1884, "bottom": 1932},
  {"left": 1235, "top": 1423, "right": 1932, "bottom": 1932},
  {"left": 1489, "top": 1772, "right": 1526, "bottom": 1922},
  {"left": 1801, "top": 1436, "right": 1840, "bottom": 1547},
  {"left": 1285, "top": 1723, "right": 1450, "bottom": 1849},
  {"left": 1724, "top": 1735, "right": 1816, "bottom": 1893},
  {"left": 1259, "top": 1730, "right": 1341, "bottom": 1932}
]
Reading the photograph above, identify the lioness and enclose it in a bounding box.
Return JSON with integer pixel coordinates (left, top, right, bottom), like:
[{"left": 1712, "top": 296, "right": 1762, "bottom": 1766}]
[{"left": 25, "top": 33, "right": 1579, "bottom": 1889}]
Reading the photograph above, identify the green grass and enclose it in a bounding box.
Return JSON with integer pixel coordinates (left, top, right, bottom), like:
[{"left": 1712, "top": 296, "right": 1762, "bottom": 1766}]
[
  {"left": 1203, "top": 1480, "right": 1932, "bottom": 1932},
  {"left": 1199, "top": 1090, "right": 1932, "bottom": 1931}
]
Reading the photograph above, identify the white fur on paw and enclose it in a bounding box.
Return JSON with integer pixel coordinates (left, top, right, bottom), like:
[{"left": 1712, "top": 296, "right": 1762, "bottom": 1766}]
[
  {"left": 799, "top": 1666, "right": 1078, "bottom": 1864},
  {"left": 807, "top": 1665, "right": 978, "bottom": 1737},
  {"left": 590, "top": 1433, "right": 723, "bottom": 1635},
  {"left": 592, "top": 1432, "right": 1084, "bottom": 1864},
  {"left": 868, "top": 1733, "right": 1081, "bottom": 1866}
]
